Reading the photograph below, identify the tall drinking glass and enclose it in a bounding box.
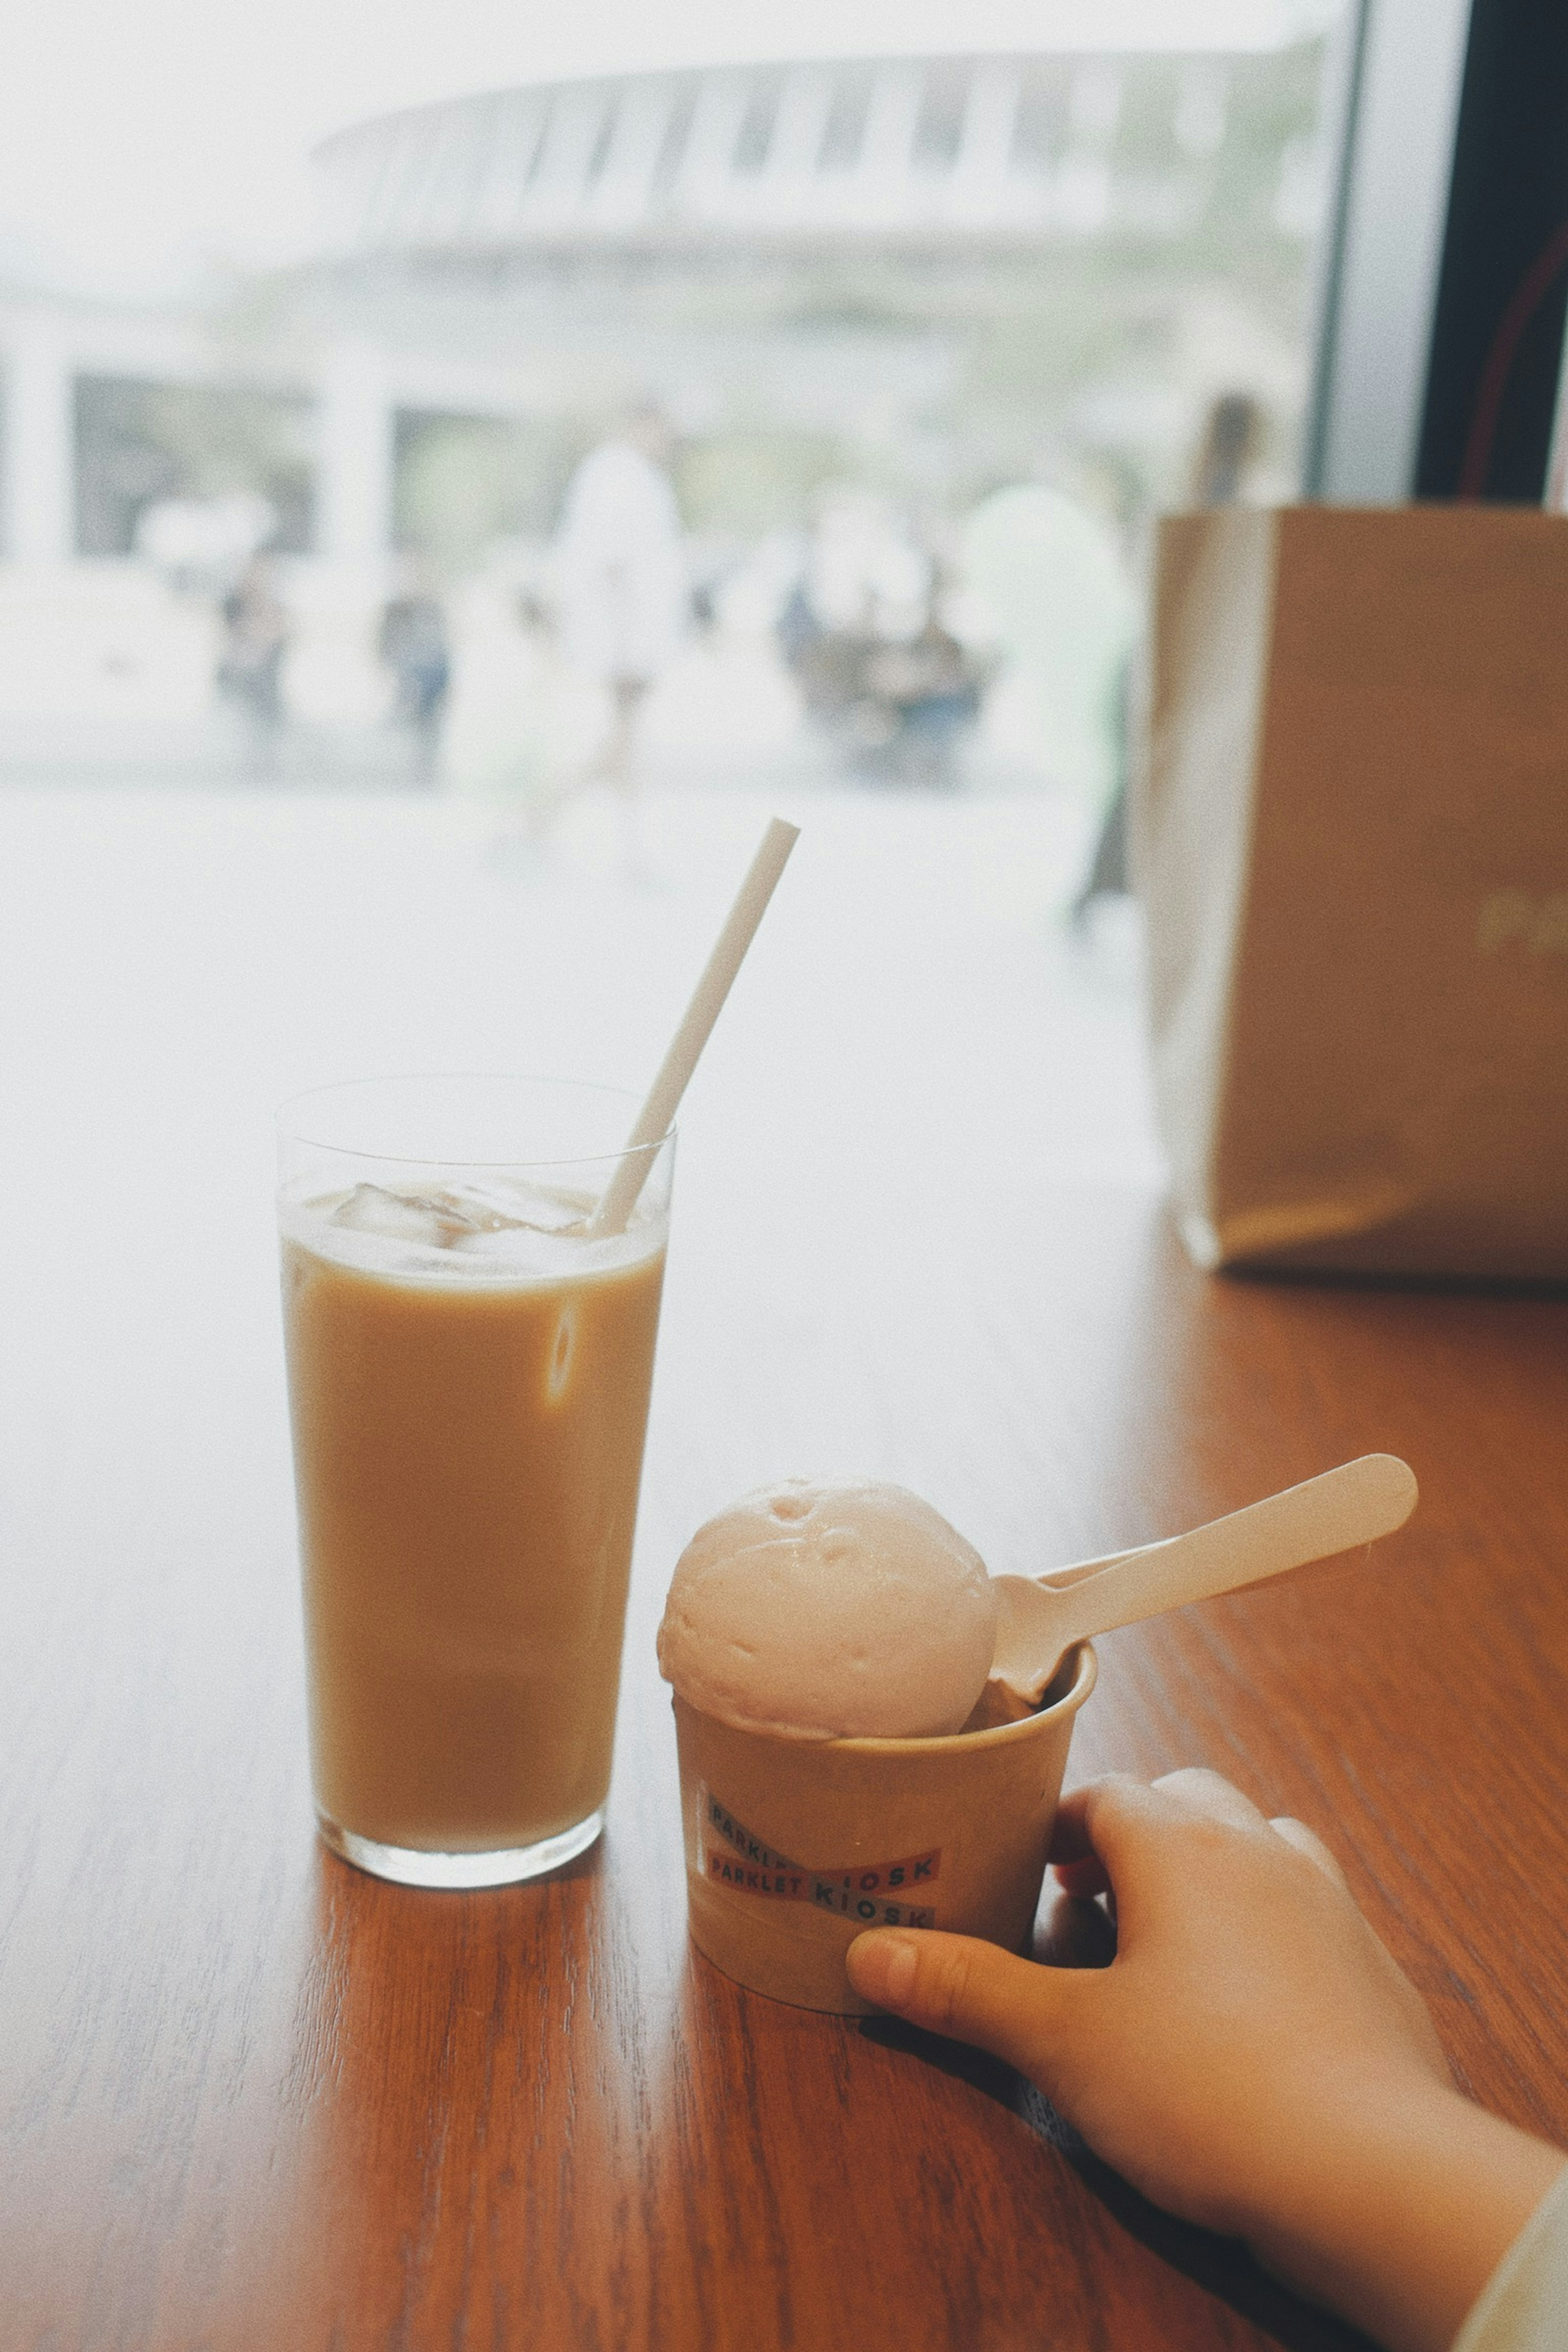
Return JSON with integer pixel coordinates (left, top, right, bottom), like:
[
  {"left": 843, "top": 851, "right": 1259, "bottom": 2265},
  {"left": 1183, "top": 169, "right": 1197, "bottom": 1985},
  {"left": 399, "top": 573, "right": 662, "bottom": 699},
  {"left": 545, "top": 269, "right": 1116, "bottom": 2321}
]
[{"left": 277, "top": 1074, "right": 673, "bottom": 1889}]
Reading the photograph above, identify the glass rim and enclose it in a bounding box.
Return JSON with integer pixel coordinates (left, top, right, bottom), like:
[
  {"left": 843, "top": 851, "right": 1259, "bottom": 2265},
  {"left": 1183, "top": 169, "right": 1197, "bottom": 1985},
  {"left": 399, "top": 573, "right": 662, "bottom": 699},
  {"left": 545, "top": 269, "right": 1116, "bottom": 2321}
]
[{"left": 274, "top": 1070, "right": 675, "bottom": 1172}]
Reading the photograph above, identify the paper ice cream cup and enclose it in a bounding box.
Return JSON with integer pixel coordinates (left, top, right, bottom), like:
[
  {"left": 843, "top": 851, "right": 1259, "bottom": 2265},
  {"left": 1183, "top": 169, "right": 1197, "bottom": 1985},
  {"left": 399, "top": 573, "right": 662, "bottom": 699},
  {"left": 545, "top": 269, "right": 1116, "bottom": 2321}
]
[{"left": 673, "top": 1643, "right": 1097, "bottom": 2014}]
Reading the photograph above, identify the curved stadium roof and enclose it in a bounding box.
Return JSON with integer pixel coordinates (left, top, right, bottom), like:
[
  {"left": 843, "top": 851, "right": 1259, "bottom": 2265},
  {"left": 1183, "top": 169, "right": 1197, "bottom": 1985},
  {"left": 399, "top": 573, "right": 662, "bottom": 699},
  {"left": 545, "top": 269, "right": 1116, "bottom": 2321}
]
[{"left": 315, "top": 49, "right": 1297, "bottom": 258}]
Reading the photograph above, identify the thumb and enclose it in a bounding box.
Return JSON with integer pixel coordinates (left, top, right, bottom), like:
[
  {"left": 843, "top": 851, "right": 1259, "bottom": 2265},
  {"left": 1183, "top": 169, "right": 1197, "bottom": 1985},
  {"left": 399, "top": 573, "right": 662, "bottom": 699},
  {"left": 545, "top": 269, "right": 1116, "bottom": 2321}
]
[{"left": 846, "top": 1928, "right": 1081, "bottom": 2079}]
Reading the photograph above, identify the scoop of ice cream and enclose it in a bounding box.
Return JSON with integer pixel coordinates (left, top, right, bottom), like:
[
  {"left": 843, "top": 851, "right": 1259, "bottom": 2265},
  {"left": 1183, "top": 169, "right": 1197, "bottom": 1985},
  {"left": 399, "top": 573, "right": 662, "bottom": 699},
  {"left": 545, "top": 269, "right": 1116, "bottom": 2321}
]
[{"left": 657, "top": 1479, "right": 998, "bottom": 1740}]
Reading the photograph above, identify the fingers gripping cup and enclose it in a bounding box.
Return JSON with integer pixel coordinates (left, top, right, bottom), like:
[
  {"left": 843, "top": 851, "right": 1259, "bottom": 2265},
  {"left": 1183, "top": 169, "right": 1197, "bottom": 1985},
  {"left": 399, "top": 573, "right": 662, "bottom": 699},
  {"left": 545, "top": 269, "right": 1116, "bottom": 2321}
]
[
  {"left": 658, "top": 1481, "right": 1097, "bottom": 2013},
  {"left": 278, "top": 1074, "right": 674, "bottom": 1889}
]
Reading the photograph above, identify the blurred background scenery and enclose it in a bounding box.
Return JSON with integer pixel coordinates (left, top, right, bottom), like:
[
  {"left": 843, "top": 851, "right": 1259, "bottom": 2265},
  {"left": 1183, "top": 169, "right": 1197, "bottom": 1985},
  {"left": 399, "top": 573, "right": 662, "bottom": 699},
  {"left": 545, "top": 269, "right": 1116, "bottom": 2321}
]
[{"left": 0, "top": 0, "right": 1342, "bottom": 874}]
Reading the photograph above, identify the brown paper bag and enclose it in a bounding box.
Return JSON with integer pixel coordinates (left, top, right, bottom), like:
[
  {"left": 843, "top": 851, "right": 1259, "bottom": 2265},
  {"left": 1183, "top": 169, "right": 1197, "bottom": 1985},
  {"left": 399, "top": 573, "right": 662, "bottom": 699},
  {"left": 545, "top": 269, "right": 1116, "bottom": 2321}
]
[{"left": 1135, "top": 505, "right": 1568, "bottom": 1281}]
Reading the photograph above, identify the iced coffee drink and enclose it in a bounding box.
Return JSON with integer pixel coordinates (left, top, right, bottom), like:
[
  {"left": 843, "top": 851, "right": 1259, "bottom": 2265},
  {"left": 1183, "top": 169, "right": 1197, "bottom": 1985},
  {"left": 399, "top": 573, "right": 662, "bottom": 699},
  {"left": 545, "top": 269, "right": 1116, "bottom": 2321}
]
[{"left": 278, "top": 1076, "right": 672, "bottom": 1888}]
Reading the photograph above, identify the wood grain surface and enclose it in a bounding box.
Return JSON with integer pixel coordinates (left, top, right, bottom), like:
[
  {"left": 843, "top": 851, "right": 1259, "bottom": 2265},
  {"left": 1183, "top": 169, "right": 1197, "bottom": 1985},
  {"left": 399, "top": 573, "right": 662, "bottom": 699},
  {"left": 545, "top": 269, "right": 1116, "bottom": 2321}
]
[{"left": 2, "top": 793, "right": 1565, "bottom": 2352}]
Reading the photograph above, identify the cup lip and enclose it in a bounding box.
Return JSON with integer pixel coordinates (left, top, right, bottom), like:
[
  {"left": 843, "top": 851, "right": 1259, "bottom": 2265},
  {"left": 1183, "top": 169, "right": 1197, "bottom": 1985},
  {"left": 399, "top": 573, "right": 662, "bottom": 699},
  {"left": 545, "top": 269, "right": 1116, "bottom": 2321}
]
[
  {"left": 832, "top": 1639, "right": 1097, "bottom": 1754},
  {"left": 275, "top": 1070, "right": 677, "bottom": 1171},
  {"left": 672, "top": 1641, "right": 1097, "bottom": 1755}
]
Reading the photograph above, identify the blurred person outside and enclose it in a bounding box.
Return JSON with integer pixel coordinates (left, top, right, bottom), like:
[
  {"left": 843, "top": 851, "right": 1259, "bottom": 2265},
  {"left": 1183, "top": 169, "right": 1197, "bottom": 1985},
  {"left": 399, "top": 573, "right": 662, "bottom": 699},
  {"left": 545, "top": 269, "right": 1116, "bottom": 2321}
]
[
  {"left": 958, "top": 477, "right": 1137, "bottom": 820},
  {"left": 1191, "top": 390, "right": 1265, "bottom": 507},
  {"left": 446, "top": 405, "right": 687, "bottom": 870},
  {"left": 439, "top": 556, "right": 559, "bottom": 808},
  {"left": 1070, "top": 390, "right": 1266, "bottom": 920},
  {"left": 439, "top": 553, "right": 633, "bottom": 872},
  {"left": 379, "top": 563, "right": 451, "bottom": 783},
  {"left": 780, "top": 488, "right": 984, "bottom": 785},
  {"left": 216, "top": 552, "right": 290, "bottom": 780},
  {"left": 551, "top": 403, "right": 687, "bottom": 839},
  {"left": 856, "top": 597, "right": 984, "bottom": 788}
]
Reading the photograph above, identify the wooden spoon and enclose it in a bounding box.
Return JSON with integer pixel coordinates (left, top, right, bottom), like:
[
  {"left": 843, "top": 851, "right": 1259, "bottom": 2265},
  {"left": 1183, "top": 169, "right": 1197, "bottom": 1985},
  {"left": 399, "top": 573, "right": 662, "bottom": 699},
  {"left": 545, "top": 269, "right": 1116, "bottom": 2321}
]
[{"left": 974, "top": 1453, "right": 1418, "bottom": 1728}]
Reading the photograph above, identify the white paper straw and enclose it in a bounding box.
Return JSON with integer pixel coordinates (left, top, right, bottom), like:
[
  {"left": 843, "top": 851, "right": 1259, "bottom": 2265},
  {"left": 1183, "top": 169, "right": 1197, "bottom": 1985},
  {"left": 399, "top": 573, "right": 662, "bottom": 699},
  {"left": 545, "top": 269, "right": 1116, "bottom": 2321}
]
[{"left": 588, "top": 816, "right": 801, "bottom": 1237}]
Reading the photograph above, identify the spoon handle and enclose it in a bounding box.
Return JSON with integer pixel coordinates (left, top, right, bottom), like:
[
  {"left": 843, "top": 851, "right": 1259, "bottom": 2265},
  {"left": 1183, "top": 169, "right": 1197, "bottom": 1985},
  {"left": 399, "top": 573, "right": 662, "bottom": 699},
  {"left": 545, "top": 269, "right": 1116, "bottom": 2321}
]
[{"left": 1046, "top": 1454, "right": 1418, "bottom": 1653}]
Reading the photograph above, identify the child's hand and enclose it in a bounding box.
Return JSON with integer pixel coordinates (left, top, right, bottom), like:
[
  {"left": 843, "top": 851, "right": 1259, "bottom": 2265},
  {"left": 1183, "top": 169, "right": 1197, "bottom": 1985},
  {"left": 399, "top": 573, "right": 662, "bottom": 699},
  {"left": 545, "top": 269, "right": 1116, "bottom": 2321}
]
[
  {"left": 863, "top": 1768, "right": 1448, "bottom": 2234},
  {"left": 846, "top": 1770, "right": 1564, "bottom": 2352}
]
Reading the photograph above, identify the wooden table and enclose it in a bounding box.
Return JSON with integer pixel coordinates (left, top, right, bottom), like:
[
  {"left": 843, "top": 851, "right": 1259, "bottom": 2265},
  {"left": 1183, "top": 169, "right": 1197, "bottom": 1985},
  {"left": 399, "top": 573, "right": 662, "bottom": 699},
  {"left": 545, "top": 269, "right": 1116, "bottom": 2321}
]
[{"left": 4, "top": 791, "right": 1566, "bottom": 2352}]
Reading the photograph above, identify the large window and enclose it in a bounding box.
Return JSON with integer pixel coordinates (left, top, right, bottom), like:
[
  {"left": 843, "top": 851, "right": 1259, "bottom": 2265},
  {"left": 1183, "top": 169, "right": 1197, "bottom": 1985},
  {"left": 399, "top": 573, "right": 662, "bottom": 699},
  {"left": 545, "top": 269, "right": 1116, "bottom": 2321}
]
[{"left": 0, "top": 6, "right": 1351, "bottom": 811}]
